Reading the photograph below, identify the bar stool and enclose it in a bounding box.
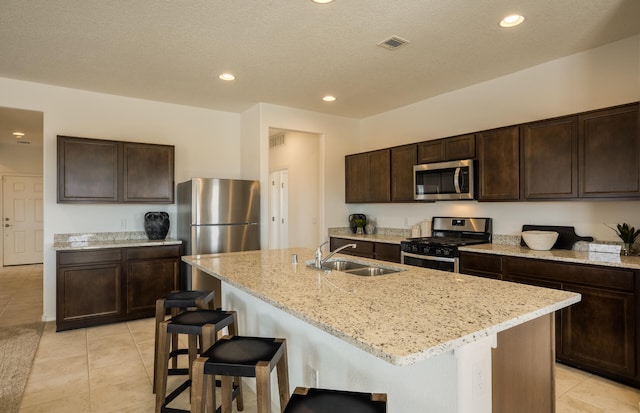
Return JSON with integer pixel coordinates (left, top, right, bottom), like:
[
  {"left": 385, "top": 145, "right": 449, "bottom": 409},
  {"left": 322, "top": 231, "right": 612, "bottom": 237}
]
[
  {"left": 153, "top": 290, "right": 215, "bottom": 392},
  {"left": 155, "top": 309, "right": 238, "bottom": 413},
  {"left": 284, "top": 387, "right": 387, "bottom": 412},
  {"left": 191, "top": 335, "right": 290, "bottom": 413}
]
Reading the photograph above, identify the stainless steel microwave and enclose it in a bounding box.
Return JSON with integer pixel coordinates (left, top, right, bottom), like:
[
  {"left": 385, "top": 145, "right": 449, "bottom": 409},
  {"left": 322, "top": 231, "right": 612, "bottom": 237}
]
[{"left": 413, "top": 159, "right": 475, "bottom": 201}]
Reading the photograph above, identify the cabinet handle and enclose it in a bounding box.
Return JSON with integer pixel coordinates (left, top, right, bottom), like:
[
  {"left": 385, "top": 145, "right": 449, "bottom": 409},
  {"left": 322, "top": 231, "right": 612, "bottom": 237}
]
[{"left": 454, "top": 167, "right": 462, "bottom": 193}]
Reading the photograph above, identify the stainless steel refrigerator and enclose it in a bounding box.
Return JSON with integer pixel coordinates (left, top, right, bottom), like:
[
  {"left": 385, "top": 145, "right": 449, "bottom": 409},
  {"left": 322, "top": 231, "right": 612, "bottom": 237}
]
[{"left": 177, "top": 178, "right": 260, "bottom": 303}]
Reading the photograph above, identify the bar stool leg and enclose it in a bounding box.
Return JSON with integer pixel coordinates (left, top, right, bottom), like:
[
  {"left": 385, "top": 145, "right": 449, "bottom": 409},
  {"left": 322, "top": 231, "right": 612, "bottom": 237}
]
[
  {"left": 191, "top": 357, "right": 208, "bottom": 413},
  {"left": 153, "top": 298, "right": 166, "bottom": 393},
  {"left": 170, "top": 307, "right": 180, "bottom": 370},
  {"left": 255, "top": 361, "right": 271, "bottom": 413},
  {"left": 276, "top": 339, "right": 290, "bottom": 412},
  {"left": 155, "top": 320, "right": 171, "bottom": 413}
]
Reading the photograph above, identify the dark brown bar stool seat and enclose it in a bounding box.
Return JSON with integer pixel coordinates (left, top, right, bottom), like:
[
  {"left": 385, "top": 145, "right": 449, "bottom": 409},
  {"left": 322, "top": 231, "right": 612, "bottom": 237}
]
[
  {"left": 284, "top": 387, "right": 387, "bottom": 413},
  {"left": 191, "top": 335, "right": 290, "bottom": 413},
  {"left": 155, "top": 309, "right": 238, "bottom": 413},
  {"left": 153, "top": 290, "right": 215, "bottom": 392}
]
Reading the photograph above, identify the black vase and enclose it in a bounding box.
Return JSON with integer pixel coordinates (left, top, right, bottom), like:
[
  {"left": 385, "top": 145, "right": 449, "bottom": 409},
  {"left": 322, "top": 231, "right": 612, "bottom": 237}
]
[{"left": 144, "top": 212, "right": 170, "bottom": 240}]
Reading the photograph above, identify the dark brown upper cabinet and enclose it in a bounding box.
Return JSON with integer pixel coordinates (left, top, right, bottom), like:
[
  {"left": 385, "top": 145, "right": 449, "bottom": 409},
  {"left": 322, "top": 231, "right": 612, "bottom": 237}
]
[
  {"left": 345, "top": 149, "right": 390, "bottom": 203},
  {"left": 477, "top": 126, "right": 520, "bottom": 201},
  {"left": 521, "top": 116, "right": 578, "bottom": 200},
  {"left": 122, "top": 142, "right": 175, "bottom": 203},
  {"left": 58, "top": 135, "right": 175, "bottom": 204},
  {"left": 417, "top": 134, "right": 476, "bottom": 164},
  {"left": 578, "top": 103, "right": 640, "bottom": 199},
  {"left": 391, "top": 144, "right": 417, "bottom": 202}
]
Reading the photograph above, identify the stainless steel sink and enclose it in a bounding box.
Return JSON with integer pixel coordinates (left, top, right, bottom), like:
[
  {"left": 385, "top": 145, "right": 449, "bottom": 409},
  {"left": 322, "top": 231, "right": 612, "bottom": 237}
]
[
  {"left": 345, "top": 266, "right": 401, "bottom": 276},
  {"left": 307, "top": 259, "right": 404, "bottom": 276},
  {"left": 320, "top": 260, "right": 368, "bottom": 271}
]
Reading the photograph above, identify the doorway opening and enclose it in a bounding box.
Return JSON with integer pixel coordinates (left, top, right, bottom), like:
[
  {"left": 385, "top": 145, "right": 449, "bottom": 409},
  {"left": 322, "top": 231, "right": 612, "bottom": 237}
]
[
  {"left": 268, "top": 128, "right": 321, "bottom": 249},
  {"left": 0, "top": 106, "right": 44, "bottom": 267}
]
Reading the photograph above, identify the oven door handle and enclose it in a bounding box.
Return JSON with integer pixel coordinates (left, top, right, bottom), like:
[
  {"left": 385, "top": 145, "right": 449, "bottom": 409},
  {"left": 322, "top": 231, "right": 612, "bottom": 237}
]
[{"left": 401, "top": 251, "right": 455, "bottom": 263}]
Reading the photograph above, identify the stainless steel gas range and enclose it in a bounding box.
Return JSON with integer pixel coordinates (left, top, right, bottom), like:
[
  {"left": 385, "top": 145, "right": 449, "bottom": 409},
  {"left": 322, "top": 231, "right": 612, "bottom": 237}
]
[{"left": 400, "top": 217, "right": 492, "bottom": 272}]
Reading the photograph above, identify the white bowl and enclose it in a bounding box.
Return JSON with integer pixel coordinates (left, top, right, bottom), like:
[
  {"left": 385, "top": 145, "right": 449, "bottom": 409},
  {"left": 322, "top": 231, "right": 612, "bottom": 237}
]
[{"left": 522, "top": 231, "right": 559, "bottom": 250}]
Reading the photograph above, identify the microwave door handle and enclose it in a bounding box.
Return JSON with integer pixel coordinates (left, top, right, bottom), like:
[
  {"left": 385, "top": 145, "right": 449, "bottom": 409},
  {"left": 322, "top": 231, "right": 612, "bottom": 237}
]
[{"left": 454, "top": 167, "right": 462, "bottom": 193}]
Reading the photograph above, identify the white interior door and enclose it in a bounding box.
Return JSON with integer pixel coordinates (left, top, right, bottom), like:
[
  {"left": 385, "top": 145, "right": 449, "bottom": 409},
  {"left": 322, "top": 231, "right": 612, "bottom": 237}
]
[
  {"left": 268, "top": 170, "right": 289, "bottom": 249},
  {"left": 3, "top": 175, "right": 44, "bottom": 266}
]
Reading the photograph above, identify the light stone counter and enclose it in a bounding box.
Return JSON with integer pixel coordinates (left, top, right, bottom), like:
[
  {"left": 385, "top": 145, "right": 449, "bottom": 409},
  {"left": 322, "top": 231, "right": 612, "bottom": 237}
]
[
  {"left": 53, "top": 231, "right": 182, "bottom": 250},
  {"left": 326, "top": 233, "right": 407, "bottom": 245},
  {"left": 460, "top": 243, "right": 640, "bottom": 270},
  {"left": 183, "top": 248, "right": 579, "bottom": 366}
]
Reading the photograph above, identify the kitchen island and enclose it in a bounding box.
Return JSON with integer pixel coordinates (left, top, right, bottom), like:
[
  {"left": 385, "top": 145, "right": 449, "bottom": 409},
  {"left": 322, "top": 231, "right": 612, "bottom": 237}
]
[{"left": 183, "top": 248, "right": 580, "bottom": 412}]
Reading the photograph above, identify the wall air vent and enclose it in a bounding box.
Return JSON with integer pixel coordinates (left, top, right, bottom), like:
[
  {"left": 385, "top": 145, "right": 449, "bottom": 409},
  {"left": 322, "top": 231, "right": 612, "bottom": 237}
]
[
  {"left": 269, "top": 133, "right": 285, "bottom": 149},
  {"left": 377, "top": 35, "right": 410, "bottom": 50},
  {"left": 17, "top": 140, "right": 31, "bottom": 144}
]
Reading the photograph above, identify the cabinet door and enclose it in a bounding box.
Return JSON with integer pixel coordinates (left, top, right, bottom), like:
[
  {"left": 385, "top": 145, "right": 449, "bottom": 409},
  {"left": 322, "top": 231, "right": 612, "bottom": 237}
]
[
  {"left": 123, "top": 143, "right": 175, "bottom": 203},
  {"left": 374, "top": 242, "right": 401, "bottom": 263},
  {"left": 522, "top": 116, "right": 578, "bottom": 199},
  {"left": 459, "top": 251, "right": 503, "bottom": 280},
  {"left": 369, "top": 149, "right": 391, "bottom": 202},
  {"left": 391, "top": 144, "right": 417, "bottom": 201},
  {"left": 345, "top": 153, "right": 370, "bottom": 203},
  {"left": 57, "top": 263, "right": 122, "bottom": 323},
  {"left": 561, "top": 283, "right": 636, "bottom": 377},
  {"left": 57, "top": 136, "right": 121, "bottom": 203},
  {"left": 126, "top": 258, "right": 179, "bottom": 313},
  {"left": 444, "top": 134, "right": 475, "bottom": 160},
  {"left": 417, "top": 140, "right": 444, "bottom": 163},
  {"left": 579, "top": 103, "right": 640, "bottom": 198},
  {"left": 477, "top": 126, "right": 520, "bottom": 201}
]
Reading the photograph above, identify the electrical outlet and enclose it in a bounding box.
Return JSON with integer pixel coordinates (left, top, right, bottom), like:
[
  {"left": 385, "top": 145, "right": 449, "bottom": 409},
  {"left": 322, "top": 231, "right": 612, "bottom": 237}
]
[{"left": 307, "top": 367, "right": 319, "bottom": 387}]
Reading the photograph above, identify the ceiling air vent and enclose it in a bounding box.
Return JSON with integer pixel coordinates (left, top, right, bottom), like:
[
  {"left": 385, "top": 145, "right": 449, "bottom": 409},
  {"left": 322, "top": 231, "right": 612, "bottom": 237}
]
[
  {"left": 269, "top": 133, "right": 285, "bottom": 149},
  {"left": 377, "top": 36, "right": 410, "bottom": 50}
]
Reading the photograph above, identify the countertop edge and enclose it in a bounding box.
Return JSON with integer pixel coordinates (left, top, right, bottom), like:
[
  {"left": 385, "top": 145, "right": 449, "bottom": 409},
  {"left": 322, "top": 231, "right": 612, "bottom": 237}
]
[
  {"left": 460, "top": 244, "right": 640, "bottom": 270},
  {"left": 54, "top": 238, "right": 182, "bottom": 251}
]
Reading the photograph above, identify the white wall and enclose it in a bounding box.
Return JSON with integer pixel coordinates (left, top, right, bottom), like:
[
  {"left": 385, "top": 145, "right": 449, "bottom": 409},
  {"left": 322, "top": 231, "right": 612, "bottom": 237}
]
[
  {"left": 0, "top": 77, "right": 243, "bottom": 320},
  {"left": 269, "top": 130, "right": 320, "bottom": 249},
  {"left": 252, "top": 103, "right": 361, "bottom": 246},
  {"left": 354, "top": 35, "right": 640, "bottom": 242}
]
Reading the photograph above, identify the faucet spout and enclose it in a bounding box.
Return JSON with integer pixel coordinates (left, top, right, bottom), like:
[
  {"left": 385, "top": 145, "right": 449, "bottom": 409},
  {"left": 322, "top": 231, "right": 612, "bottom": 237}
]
[{"left": 317, "top": 243, "right": 357, "bottom": 268}]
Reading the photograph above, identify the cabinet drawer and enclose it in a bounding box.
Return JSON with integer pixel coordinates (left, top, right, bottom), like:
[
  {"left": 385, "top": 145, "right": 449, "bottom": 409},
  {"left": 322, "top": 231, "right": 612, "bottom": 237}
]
[
  {"left": 330, "top": 237, "right": 375, "bottom": 256},
  {"left": 505, "top": 257, "right": 633, "bottom": 291},
  {"left": 459, "top": 251, "right": 503, "bottom": 280},
  {"left": 57, "top": 249, "right": 122, "bottom": 266},
  {"left": 126, "top": 245, "right": 181, "bottom": 260}
]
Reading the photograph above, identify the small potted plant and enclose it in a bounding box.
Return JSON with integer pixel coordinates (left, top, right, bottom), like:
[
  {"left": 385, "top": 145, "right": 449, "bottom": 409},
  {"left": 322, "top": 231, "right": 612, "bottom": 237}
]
[
  {"left": 608, "top": 223, "right": 640, "bottom": 255},
  {"left": 353, "top": 217, "right": 366, "bottom": 235}
]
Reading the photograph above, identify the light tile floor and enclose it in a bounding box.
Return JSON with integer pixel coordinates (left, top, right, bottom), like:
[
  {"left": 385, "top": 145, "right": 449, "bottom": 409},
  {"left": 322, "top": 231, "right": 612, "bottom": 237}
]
[{"left": 3, "top": 264, "right": 640, "bottom": 412}]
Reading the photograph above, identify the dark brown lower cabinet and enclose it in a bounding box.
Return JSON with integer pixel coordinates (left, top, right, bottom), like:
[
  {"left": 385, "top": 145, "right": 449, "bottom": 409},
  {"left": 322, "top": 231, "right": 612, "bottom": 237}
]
[
  {"left": 329, "top": 237, "right": 400, "bottom": 263},
  {"left": 460, "top": 251, "right": 639, "bottom": 387},
  {"left": 56, "top": 244, "right": 181, "bottom": 331}
]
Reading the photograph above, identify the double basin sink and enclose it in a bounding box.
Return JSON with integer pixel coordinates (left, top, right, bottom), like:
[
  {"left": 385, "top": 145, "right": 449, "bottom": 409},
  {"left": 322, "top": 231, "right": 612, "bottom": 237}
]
[{"left": 308, "top": 259, "right": 405, "bottom": 276}]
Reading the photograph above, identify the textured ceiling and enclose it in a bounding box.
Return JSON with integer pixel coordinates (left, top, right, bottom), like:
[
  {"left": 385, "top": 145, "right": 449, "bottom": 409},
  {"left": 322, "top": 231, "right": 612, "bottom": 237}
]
[{"left": 0, "top": 0, "right": 639, "bottom": 121}]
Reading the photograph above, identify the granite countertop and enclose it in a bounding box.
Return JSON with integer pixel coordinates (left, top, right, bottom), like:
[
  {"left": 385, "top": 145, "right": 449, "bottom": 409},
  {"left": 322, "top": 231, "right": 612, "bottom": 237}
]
[
  {"left": 328, "top": 233, "right": 407, "bottom": 244},
  {"left": 460, "top": 244, "right": 640, "bottom": 270},
  {"left": 182, "top": 248, "right": 580, "bottom": 366},
  {"left": 53, "top": 231, "right": 182, "bottom": 251}
]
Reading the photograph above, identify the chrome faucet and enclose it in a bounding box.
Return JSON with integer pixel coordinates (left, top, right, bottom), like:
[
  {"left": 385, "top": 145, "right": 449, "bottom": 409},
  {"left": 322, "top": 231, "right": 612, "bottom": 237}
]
[{"left": 314, "top": 241, "right": 356, "bottom": 268}]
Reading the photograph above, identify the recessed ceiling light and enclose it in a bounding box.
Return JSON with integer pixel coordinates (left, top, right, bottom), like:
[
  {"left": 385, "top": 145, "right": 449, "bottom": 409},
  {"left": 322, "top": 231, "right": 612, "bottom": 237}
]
[
  {"left": 12, "top": 132, "right": 25, "bottom": 138},
  {"left": 219, "top": 73, "right": 235, "bottom": 81},
  {"left": 499, "top": 14, "right": 525, "bottom": 28},
  {"left": 322, "top": 95, "right": 336, "bottom": 102},
  {"left": 311, "top": 0, "right": 334, "bottom": 4}
]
